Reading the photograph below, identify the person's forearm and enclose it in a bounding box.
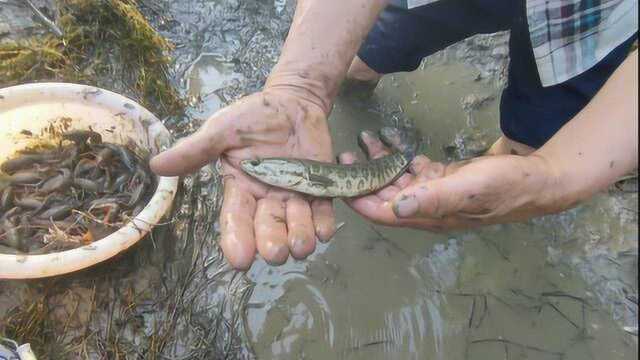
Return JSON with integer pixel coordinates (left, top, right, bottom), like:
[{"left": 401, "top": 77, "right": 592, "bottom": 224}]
[
  {"left": 265, "top": 0, "right": 390, "bottom": 114},
  {"left": 535, "top": 50, "right": 638, "bottom": 210}
]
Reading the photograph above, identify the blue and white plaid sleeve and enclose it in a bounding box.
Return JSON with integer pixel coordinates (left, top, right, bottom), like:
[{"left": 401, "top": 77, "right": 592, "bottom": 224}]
[{"left": 526, "top": 0, "right": 638, "bottom": 86}]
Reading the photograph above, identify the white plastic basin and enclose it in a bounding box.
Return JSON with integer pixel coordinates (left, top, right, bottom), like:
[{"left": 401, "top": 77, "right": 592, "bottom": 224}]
[{"left": 0, "top": 83, "right": 179, "bottom": 279}]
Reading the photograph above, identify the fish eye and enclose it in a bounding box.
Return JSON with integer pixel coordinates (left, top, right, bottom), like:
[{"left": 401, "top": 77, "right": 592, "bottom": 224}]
[{"left": 250, "top": 159, "right": 260, "bottom": 166}]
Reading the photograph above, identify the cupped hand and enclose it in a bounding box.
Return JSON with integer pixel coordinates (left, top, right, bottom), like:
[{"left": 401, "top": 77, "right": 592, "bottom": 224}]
[
  {"left": 150, "top": 90, "right": 336, "bottom": 270},
  {"left": 339, "top": 131, "right": 560, "bottom": 231}
]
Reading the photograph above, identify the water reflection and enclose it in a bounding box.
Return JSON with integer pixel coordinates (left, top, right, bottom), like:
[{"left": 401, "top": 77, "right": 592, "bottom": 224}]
[{"left": 185, "top": 53, "right": 243, "bottom": 119}]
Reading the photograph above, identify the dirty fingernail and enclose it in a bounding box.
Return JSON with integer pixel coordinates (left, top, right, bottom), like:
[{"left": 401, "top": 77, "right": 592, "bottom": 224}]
[
  {"left": 264, "top": 245, "right": 289, "bottom": 266},
  {"left": 291, "top": 238, "right": 308, "bottom": 258},
  {"left": 318, "top": 221, "right": 343, "bottom": 242},
  {"left": 360, "top": 130, "right": 376, "bottom": 140},
  {"left": 393, "top": 195, "right": 419, "bottom": 218}
]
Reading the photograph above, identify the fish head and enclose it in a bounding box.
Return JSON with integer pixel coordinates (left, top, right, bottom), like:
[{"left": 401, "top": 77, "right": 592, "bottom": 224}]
[{"left": 240, "top": 158, "right": 307, "bottom": 188}]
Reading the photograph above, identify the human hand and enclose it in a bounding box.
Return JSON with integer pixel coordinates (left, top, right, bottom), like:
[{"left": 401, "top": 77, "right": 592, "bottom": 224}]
[
  {"left": 338, "top": 131, "right": 561, "bottom": 231},
  {"left": 150, "top": 90, "right": 336, "bottom": 269}
]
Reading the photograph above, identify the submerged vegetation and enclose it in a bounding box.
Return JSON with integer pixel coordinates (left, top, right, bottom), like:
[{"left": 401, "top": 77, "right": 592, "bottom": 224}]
[{"left": 0, "top": 0, "right": 183, "bottom": 117}]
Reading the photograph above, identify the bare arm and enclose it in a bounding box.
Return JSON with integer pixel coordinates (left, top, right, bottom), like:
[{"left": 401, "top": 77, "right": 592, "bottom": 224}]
[
  {"left": 266, "top": 0, "right": 390, "bottom": 115},
  {"left": 536, "top": 49, "right": 638, "bottom": 210}
]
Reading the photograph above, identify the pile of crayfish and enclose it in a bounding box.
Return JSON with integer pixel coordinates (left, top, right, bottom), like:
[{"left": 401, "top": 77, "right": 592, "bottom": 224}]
[{"left": 0, "top": 130, "right": 155, "bottom": 254}]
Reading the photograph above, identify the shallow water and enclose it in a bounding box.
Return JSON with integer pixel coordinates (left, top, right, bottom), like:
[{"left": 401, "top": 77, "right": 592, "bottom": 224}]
[
  {"left": 239, "top": 62, "right": 637, "bottom": 360},
  {"left": 185, "top": 53, "right": 244, "bottom": 119},
  {"left": 0, "top": 1, "right": 635, "bottom": 358}
]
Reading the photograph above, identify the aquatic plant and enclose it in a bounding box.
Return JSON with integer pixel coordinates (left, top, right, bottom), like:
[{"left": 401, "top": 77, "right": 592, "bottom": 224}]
[{"left": 0, "top": 0, "right": 183, "bottom": 117}]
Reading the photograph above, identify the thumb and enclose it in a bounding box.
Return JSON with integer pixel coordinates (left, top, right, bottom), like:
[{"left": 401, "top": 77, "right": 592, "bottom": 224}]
[
  {"left": 150, "top": 115, "right": 233, "bottom": 176},
  {"left": 391, "top": 177, "right": 468, "bottom": 219}
]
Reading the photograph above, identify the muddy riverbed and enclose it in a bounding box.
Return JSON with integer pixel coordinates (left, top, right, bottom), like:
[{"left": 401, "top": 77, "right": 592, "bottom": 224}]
[{"left": 1, "top": 1, "right": 637, "bottom": 359}]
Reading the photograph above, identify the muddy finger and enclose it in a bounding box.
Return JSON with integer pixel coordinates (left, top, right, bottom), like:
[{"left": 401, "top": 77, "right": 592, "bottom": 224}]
[
  {"left": 358, "top": 130, "right": 390, "bottom": 160},
  {"left": 219, "top": 180, "right": 257, "bottom": 270},
  {"left": 255, "top": 198, "right": 289, "bottom": 265},
  {"left": 286, "top": 197, "right": 316, "bottom": 259},
  {"left": 311, "top": 198, "right": 335, "bottom": 242}
]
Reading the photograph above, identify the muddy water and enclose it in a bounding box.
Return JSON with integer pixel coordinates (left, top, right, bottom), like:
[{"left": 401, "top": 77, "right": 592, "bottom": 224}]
[
  {"left": 236, "top": 62, "right": 638, "bottom": 359},
  {"left": 173, "top": 2, "right": 637, "bottom": 355},
  {"left": 185, "top": 53, "right": 244, "bottom": 119},
  {"left": 1, "top": 1, "right": 634, "bottom": 358},
  {"left": 375, "top": 63, "right": 502, "bottom": 161}
]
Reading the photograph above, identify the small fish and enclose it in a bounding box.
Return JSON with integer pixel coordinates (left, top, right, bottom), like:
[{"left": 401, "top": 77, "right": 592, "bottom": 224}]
[
  {"left": 2, "top": 151, "right": 62, "bottom": 174},
  {"left": 87, "top": 195, "right": 130, "bottom": 209},
  {"left": 39, "top": 168, "right": 72, "bottom": 194},
  {"left": 95, "top": 147, "right": 114, "bottom": 167},
  {"left": 56, "top": 145, "right": 79, "bottom": 168},
  {"left": 1, "top": 155, "right": 42, "bottom": 174},
  {"left": 29, "top": 218, "right": 76, "bottom": 230},
  {"left": 38, "top": 205, "right": 73, "bottom": 220},
  {"left": 103, "top": 143, "right": 138, "bottom": 172},
  {"left": 9, "top": 171, "right": 42, "bottom": 185},
  {"left": 0, "top": 153, "right": 56, "bottom": 174},
  {"left": 74, "top": 178, "right": 100, "bottom": 193},
  {"left": 74, "top": 158, "right": 97, "bottom": 178},
  {"left": 14, "top": 197, "right": 43, "bottom": 210}
]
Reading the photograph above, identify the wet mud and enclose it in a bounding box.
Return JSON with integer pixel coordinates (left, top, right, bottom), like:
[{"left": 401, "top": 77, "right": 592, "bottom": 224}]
[
  {"left": 243, "top": 54, "right": 637, "bottom": 359},
  {"left": 0, "top": 1, "right": 637, "bottom": 359}
]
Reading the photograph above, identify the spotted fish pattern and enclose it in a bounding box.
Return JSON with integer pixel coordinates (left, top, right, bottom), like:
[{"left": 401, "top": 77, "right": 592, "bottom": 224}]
[{"left": 240, "top": 146, "right": 417, "bottom": 198}]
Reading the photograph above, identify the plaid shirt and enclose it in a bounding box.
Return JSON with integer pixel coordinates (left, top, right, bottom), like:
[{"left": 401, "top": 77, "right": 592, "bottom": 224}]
[{"left": 401, "top": 0, "right": 638, "bottom": 86}]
